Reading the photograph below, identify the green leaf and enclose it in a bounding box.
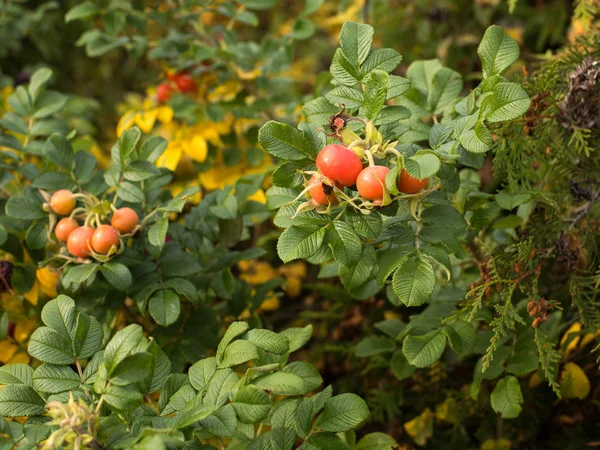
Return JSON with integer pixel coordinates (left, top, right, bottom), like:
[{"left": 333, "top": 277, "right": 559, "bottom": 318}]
[
  {"left": 280, "top": 325, "right": 313, "bottom": 353},
  {"left": 216, "top": 322, "right": 250, "bottom": 363},
  {"left": 363, "top": 70, "right": 389, "bottom": 120},
  {"left": 28, "top": 328, "right": 74, "bottom": 365},
  {"left": 148, "top": 289, "right": 181, "bottom": 327},
  {"left": 326, "top": 87, "right": 364, "bottom": 109},
  {"left": 458, "top": 121, "right": 493, "bottom": 154},
  {"left": 204, "top": 369, "right": 239, "bottom": 407},
  {"left": 258, "top": 121, "right": 313, "bottom": 160},
  {"left": 253, "top": 372, "right": 305, "bottom": 395},
  {"left": 295, "top": 397, "right": 315, "bottom": 438},
  {"left": 282, "top": 361, "right": 323, "bottom": 393},
  {"left": 305, "top": 433, "right": 352, "bottom": 450},
  {"left": 65, "top": 1, "right": 101, "bottom": 22},
  {"left": 356, "top": 432, "right": 398, "bottom": 450},
  {"left": 104, "top": 385, "right": 143, "bottom": 411},
  {"left": 232, "top": 385, "right": 271, "bottom": 423},
  {"left": 327, "top": 222, "right": 362, "bottom": 267},
  {"left": 103, "top": 324, "right": 144, "bottom": 376},
  {"left": 44, "top": 133, "right": 74, "bottom": 168},
  {"left": 495, "top": 191, "right": 531, "bottom": 210},
  {"left": 112, "top": 126, "right": 141, "bottom": 168},
  {"left": 345, "top": 209, "right": 382, "bottom": 238},
  {"left": 188, "top": 357, "right": 217, "bottom": 392},
  {"left": 490, "top": 376, "right": 523, "bottom": 418},
  {"left": 444, "top": 321, "right": 476, "bottom": 357},
  {"left": 33, "top": 91, "right": 68, "bottom": 119},
  {"left": 110, "top": 352, "right": 153, "bottom": 386},
  {"left": 390, "top": 350, "right": 417, "bottom": 380},
  {"left": 100, "top": 262, "right": 132, "bottom": 290},
  {"left": 5, "top": 197, "right": 45, "bottom": 220},
  {"left": 373, "top": 105, "right": 411, "bottom": 125},
  {"left": 72, "top": 312, "right": 102, "bottom": 360},
  {"left": 403, "top": 150, "right": 440, "bottom": 179},
  {"left": 362, "top": 49, "right": 402, "bottom": 76},
  {"left": 483, "top": 82, "right": 530, "bottom": 123},
  {"left": 200, "top": 404, "right": 238, "bottom": 438},
  {"left": 124, "top": 160, "right": 160, "bottom": 181},
  {"left": 146, "top": 339, "right": 171, "bottom": 393},
  {"left": 218, "top": 340, "right": 259, "bottom": 368},
  {"left": 477, "top": 25, "right": 520, "bottom": 78},
  {"left": 28, "top": 68, "right": 53, "bottom": 99},
  {"left": 339, "top": 21, "right": 374, "bottom": 66},
  {"left": 117, "top": 181, "right": 145, "bottom": 203},
  {"left": 0, "top": 364, "right": 34, "bottom": 386},
  {"left": 0, "top": 385, "right": 45, "bottom": 417},
  {"left": 32, "top": 172, "right": 74, "bottom": 190},
  {"left": 387, "top": 75, "right": 412, "bottom": 100},
  {"left": 303, "top": 97, "right": 340, "bottom": 126},
  {"left": 40, "top": 295, "right": 77, "bottom": 338},
  {"left": 402, "top": 330, "right": 446, "bottom": 368},
  {"left": 170, "top": 404, "right": 215, "bottom": 430},
  {"left": 392, "top": 257, "right": 435, "bottom": 306},
  {"left": 315, "top": 393, "right": 370, "bottom": 432},
  {"left": 355, "top": 336, "right": 396, "bottom": 358},
  {"left": 339, "top": 246, "right": 376, "bottom": 290},
  {"left": 139, "top": 135, "right": 168, "bottom": 162},
  {"left": 278, "top": 226, "right": 326, "bottom": 263},
  {"left": 427, "top": 68, "right": 463, "bottom": 114},
  {"left": 148, "top": 216, "right": 169, "bottom": 252},
  {"left": 330, "top": 49, "right": 361, "bottom": 86},
  {"left": 32, "top": 365, "right": 80, "bottom": 394},
  {"left": 244, "top": 329, "right": 289, "bottom": 355},
  {"left": 271, "top": 402, "right": 297, "bottom": 450}
]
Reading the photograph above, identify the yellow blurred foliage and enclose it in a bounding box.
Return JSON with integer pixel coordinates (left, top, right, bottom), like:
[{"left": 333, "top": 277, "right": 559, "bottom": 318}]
[
  {"left": 404, "top": 408, "right": 433, "bottom": 446},
  {"left": 481, "top": 438, "right": 511, "bottom": 450},
  {"left": 0, "top": 339, "right": 19, "bottom": 364},
  {"left": 560, "top": 362, "right": 590, "bottom": 399},
  {"left": 435, "top": 397, "right": 458, "bottom": 424}
]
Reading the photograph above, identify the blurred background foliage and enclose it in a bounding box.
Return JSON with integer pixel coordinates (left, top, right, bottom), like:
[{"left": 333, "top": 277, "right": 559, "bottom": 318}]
[{"left": 1, "top": 0, "right": 599, "bottom": 449}]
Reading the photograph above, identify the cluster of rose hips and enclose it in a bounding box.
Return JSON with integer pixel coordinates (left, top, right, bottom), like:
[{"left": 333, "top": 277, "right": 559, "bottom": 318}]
[
  {"left": 49, "top": 190, "right": 139, "bottom": 260},
  {"left": 156, "top": 72, "right": 197, "bottom": 102},
  {"left": 307, "top": 144, "right": 428, "bottom": 207}
]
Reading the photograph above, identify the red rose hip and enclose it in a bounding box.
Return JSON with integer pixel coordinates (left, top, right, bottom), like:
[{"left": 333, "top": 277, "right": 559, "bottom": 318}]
[
  {"left": 67, "top": 226, "right": 95, "bottom": 257},
  {"left": 111, "top": 207, "right": 139, "bottom": 234},
  {"left": 91, "top": 225, "right": 120, "bottom": 255},
  {"left": 398, "top": 169, "right": 428, "bottom": 194},
  {"left": 55, "top": 218, "right": 79, "bottom": 242},
  {"left": 316, "top": 144, "right": 363, "bottom": 187},
  {"left": 356, "top": 166, "right": 390, "bottom": 201},
  {"left": 50, "top": 190, "right": 76, "bottom": 216},
  {"left": 308, "top": 175, "right": 339, "bottom": 205}
]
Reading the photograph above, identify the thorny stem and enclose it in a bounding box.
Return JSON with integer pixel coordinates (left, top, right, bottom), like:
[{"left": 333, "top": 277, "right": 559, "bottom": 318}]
[{"left": 415, "top": 201, "right": 423, "bottom": 250}]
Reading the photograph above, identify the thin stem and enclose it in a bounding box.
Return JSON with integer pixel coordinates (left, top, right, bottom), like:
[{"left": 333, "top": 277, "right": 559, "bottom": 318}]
[{"left": 75, "top": 359, "right": 84, "bottom": 381}]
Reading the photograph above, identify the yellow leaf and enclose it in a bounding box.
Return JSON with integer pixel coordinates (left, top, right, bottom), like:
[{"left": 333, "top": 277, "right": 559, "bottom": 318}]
[
  {"left": 435, "top": 397, "right": 458, "bottom": 424},
  {"left": 134, "top": 109, "right": 158, "bottom": 133},
  {"left": 236, "top": 67, "right": 261, "bottom": 81},
  {"left": 481, "top": 438, "right": 511, "bottom": 450},
  {"left": 37, "top": 267, "right": 60, "bottom": 298},
  {"left": 579, "top": 331, "right": 599, "bottom": 349},
  {"left": 14, "top": 318, "right": 37, "bottom": 344},
  {"left": 247, "top": 189, "right": 266, "bottom": 204},
  {"left": 157, "top": 106, "right": 174, "bottom": 124},
  {"left": 0, "top": 339, "right": 19, "bottom": 364},
  {"left": 560, "top": 322, "right": 581, "bottom": 355},
  {"left": 23, "top": 281, "right": 39, "bottom": 306},
  {"left": 279, "top": 262, "right": 307, "bottom": 278},
  {"left": 1, "top": 292, "right": 24, "bottom": 314},
  {"left": 117, "top": 110, "right": 136, "bottom": 137},
  {"left": 259, "top": 296, "right": 280, "bottom": 312},
  {"left": 156, "top": 145, "right": 182, "bottom": 171},
  {"left": 560, "top": 362, "right": 590, "bottom": 399},
  {"left": 284, "top": 277, "right": 302, "bottom": 298},
  {"left": 184, "top": 135, "right": 208, "bottom": 162},
  {"left": 7, "top": 352, "right": 30, "bottom": 365},
  {"left": 529, "top": 372, "right": 542, "bottom": 388},
  {"left": 404, "top": 408, "right": 433, "bottom": 447},
  {"left": 239, "top": 261, "right": 277, "bottom": 285}
]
